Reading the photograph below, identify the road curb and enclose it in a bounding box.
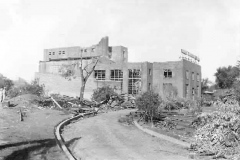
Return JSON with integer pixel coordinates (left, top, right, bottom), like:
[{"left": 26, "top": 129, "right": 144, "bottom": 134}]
[
  {"left": 54, "top": 112, "right": 96, "bottom": 160},
  {"left": 133, "top": 120, "right": 190, "bottom": 148}
]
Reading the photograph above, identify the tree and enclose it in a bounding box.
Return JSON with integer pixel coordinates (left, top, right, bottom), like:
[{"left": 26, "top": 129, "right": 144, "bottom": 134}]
[
  {"left": 136, "top": 91, "right": 162, "bottom": 127},
  {"left": 0, "top": 75, "right": 14, "bottom": 91},
  {"left": 3, "top": 78, "right": 14, "bottom": 91},
  {"left": 59, "top": 54, "right": 100, "bottom": 103},
  {"left": 214, "top": 66, "right": 239, "bottom": 89},
  {"left": 201, "top": 78, "right": 212, "bottom": 93}
]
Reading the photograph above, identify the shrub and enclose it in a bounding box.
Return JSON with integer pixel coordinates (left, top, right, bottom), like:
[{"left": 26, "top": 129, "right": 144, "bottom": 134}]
[
  {"left": 7, "top": 87, "right": 21, "bottom": 98},
  {"left": 192, "top": 98, "right": 240, "bottom": 158},
  {"left": 91, "top": 86, "right": 118, "bottom": 102},
  {"left": 8, "top": 79, "right": 45, "bottom": 98},
  {"left": 135, "top": 91, "right": 162, "bottom": 126}
]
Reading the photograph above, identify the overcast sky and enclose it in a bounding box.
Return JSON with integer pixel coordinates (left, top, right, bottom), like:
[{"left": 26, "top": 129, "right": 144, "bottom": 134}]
[{"left": 0, "top": 0, "right": 240, "bottom": 82}]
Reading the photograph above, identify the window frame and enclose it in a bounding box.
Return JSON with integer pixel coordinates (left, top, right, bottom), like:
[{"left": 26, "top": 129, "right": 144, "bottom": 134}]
[
  {"left": 94, "top": 70, "right": 106, "bottom": 80},
  {"left": 164, "top": 69, "right": 172, "bottom": 78},
  {"left": 186, "top": 70, "right": 189, "bottom": 79},
  {"left": 185, "top": 84, "right": 189, "bottom": 97},
  {"left": 128, "top": 69, "right": 141, "bottom": 95},
  {"left": 192, "top": 72, "right": 195, "bottom": 81},
  {"left": 110, "top": 69, "right": 123, "bottom": 81}
]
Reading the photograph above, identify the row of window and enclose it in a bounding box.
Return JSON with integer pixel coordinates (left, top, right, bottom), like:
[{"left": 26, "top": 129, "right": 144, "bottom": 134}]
[
  {"left": 186, "top": 70, "right": 200, "bottom": 81},
  {"left": 94, "top": 70, "right": 124, "bottom": 81},
  {"left": 48, "top": 47, "right": 96, "bottom": 56},
  {"left": 49, "top": 51, "right": 65, "bottom": 55},
  {"left": 81, "top": 48, "right": 95, "bottom": 53},
  {"left": 94, "top": 69, "right": 200, "bottom": 81},
  {"left": 94, "top": 69, "right": 142, "bottom": 80}
]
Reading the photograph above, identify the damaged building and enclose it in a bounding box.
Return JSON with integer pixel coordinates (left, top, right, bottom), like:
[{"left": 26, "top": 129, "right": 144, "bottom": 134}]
[{"left": 35, "top": 37, "right": 201, "bottom": 100}]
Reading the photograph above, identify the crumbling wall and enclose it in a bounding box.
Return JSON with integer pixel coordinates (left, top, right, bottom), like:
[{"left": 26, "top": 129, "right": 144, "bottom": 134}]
[{"left": 43, "top": 37, "right": 109, "bottom": 62}]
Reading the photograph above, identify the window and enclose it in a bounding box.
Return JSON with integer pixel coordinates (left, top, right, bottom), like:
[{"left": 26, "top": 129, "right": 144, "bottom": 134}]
[
  {"left": 123, "top": 50, "right": 126, "bottom": 58},
  {"left": 94, "top": 70, "right": 105, "bottom": 80},
  {"left": 149, "top": 69, "right": 151, "bottom": 76},
  {"left": 53, "top": 52, "right": 55, "bottom": 55},
  {"left": 192, "top": 72, "right": 194, "bottom": 80},
  {"left": 164, "top": 69, "right": 172, "bottom": 78},
  {"left": 49, "top": 52, "right": 51, "bottom": 55},
  {"left": 185, "top": 84, "right": 189, "bottom": 97},
  {"left": 84, "top": 49, "right": 87, "bottom": 52},
  {"left": 111, "top": 70, "right": 123, "bottom": 81},
  {"left": 63, "top": 51, "right": 65, "bottom": 54},
  {"left": 196, "top": 86, "right": 199, "bottom": 96},
  {"left": 92, "top": 48, "right": 95, "bottom": 52},
  {"left": 197, "top": 73, "right": 200, "bottom": 82},
  {"left": 192, "top": 88, "right": 195, "bottom": 100},
  {"left": 148, "top": 83, "right": 151, "bottom": 90},
  {"left": 128, "top": 69, "right": 141, "bottom": 95},
  {"left": 186, "top": 70, "right": 189, "bottom": 79},
  {"left": 59, "top": 51, "right": 61, "bottom": 55}
]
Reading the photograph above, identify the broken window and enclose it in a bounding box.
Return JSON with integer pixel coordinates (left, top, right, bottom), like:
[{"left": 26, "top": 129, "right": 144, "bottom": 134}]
[
  {"left": 92, "top": 48, "right": 95, "bottom": 52},
  {"left": 94, "top": 70, "right": 105, "bottom": 80},
  {"left": 128, "top": 69, "right": 141, "bottom": 95},
  {"left": 111, "top": 70, "right": 123, "bottom": 81},
  {"left": 164, "top": 69, "right": 172, "bottom": 78},
  {"left": 129, "top": 69, "right": 141, "bottom": 78},
  {"left": 84, "top": 49, "right": 87, "bottom": 52}
]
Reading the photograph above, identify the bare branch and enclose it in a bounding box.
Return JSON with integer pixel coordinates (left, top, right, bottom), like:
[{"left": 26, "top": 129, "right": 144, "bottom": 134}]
[{"left": 83, "top": 58, "right": 99, "bottom": 82}]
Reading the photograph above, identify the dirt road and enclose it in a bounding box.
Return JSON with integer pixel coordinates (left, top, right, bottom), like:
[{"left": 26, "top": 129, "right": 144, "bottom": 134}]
[{"left": 63, "top": 109, "right": 191, "bottom": 160}]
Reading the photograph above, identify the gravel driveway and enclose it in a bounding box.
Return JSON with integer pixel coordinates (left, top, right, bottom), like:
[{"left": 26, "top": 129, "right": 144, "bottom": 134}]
[{"left": 63, "top": 109, "right": 191, "bottom": 160}]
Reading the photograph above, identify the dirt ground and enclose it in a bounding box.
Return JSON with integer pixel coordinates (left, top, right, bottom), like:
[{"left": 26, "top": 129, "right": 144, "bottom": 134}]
[
  {"left": 0, "top": 95, "right": 73, "bottom": 160},
  {"left": 63, "top": 109, "right": 191, "bottom": 160}
]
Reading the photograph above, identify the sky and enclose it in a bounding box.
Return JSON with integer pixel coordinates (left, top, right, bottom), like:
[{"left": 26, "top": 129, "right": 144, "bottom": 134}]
[{"left": 0, "top": 0, "right": 240, "bottom": 82}]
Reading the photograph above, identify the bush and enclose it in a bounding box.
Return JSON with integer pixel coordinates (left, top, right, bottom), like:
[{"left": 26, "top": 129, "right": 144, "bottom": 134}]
[
  {"left": 8, "top": 79, "right": 45, "bottom": 98},
  {"left": 135, "top": 91, "right": 162, "bottom": 126},
  {"left": 192, "top": 98, "right": 240, "bottom": 158},
  {"left": 91, "top": 86, "right": 118, "bottom": 102}
]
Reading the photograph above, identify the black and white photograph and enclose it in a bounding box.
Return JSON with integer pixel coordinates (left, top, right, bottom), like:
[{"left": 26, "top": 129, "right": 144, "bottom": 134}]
[{"left": 1, "top": 0, "right": 240, "bottom": 159}]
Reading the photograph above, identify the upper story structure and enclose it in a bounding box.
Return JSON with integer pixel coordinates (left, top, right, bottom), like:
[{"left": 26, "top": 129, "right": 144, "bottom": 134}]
[{"left": 36, "top": 37, "right": 201, "bottom": 100}]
